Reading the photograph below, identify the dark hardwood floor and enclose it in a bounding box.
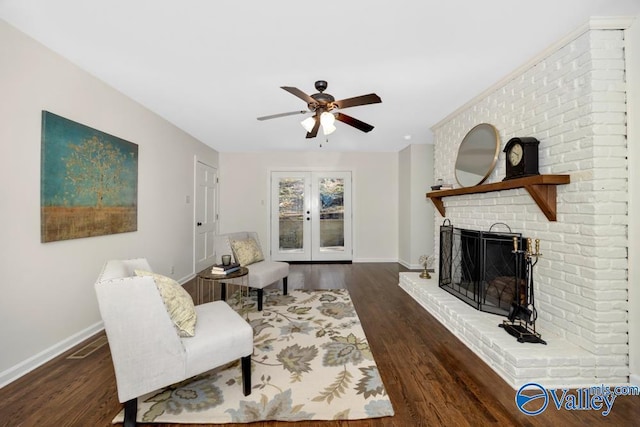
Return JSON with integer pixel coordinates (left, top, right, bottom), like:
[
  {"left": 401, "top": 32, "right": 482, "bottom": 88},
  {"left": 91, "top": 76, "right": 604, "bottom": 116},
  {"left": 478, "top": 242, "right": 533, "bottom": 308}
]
[{"left": 1, "top": 263, "right": 638, "bottom": 426}]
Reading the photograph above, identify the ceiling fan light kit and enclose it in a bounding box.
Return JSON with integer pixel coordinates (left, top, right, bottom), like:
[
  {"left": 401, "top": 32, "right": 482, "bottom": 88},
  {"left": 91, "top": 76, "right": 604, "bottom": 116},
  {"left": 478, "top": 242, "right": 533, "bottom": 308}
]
[
  {"left": 258, "top": 80, "right": 382, "bottom": 139},
  {"left": 320, "top": 112, "right": 336, "bottom": 135},
  {"left": 301, "top": 116, "right": 316, "bottom": 133}
]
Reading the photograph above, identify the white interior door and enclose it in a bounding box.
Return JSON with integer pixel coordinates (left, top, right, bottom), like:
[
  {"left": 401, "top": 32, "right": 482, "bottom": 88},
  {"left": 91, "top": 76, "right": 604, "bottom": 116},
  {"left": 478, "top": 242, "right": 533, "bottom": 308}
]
[
  {"left": 271, "top": 171, "right": 352, "bottom": 261},
  {"left": 195, "top": 161, "right": 218, "bottom": 272}
]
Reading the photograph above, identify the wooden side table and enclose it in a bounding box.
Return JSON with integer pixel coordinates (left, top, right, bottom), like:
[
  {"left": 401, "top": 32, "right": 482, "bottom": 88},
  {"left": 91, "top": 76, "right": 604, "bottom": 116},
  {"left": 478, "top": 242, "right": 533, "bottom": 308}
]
[{"left": 195, "top": 266, "right": 249, "bottom": 306}]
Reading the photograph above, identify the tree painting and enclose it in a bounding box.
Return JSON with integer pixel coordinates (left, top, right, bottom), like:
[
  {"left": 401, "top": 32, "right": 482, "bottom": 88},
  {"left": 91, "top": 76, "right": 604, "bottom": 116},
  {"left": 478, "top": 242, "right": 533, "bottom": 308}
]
[
  {"left": 41, "top": 111, "right": 138, "bottom": 242},
  {"left": 65, "top": 135, "right": 130, "bottom": 208}
]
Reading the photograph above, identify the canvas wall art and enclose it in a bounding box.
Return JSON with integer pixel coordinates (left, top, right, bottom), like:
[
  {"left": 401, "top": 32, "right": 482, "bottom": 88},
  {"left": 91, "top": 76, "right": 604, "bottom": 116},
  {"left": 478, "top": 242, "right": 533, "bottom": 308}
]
[{"left": 41, "top": 111, "right": 138, "bottom": 242}]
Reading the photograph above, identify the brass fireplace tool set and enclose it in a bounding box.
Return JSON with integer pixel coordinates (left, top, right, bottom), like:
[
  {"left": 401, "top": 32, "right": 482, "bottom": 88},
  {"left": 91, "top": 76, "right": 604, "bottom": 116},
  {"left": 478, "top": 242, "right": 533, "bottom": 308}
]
[{"left": 499, "top": 236, "right": 547, "bottom": 344}]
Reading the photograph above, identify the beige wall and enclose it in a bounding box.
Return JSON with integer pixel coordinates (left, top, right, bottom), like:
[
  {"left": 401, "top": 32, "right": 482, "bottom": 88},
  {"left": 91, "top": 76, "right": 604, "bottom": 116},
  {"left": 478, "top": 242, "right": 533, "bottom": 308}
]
[
  {"left": 218, "top": 151, "right": 399, "bottom": 262},
  {"left": 399, "top": 144, "right": 434, "bottom": 268},
  {"left": 0, "top": 21, "right": 218, "bottom": 384}
]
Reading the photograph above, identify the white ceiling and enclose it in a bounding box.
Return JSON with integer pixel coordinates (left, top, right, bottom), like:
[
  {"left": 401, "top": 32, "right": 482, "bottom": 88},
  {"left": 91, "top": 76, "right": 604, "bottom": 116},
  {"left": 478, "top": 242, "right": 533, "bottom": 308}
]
[{"left": 2, "top": 0, "right": 640, "bottom": 152}]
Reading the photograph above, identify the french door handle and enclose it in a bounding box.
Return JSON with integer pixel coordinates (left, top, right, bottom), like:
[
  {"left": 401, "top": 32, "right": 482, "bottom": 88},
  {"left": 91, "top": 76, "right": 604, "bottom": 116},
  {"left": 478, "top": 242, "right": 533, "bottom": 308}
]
[{"left": 197, "top": 222, "right": 202, "bottom": 226}]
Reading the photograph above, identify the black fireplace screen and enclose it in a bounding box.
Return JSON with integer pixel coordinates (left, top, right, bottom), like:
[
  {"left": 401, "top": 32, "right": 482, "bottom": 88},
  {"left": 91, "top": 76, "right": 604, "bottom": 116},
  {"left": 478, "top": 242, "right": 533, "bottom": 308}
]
[{"left": 439, "top": 223, "right": 527, "bottom": 316}]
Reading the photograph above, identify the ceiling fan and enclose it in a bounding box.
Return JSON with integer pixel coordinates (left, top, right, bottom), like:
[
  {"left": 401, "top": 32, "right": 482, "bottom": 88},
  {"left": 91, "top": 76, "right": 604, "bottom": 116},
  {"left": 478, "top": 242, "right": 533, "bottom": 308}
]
[{"left": 257, "top": 80, "right": 382, "bottom": 139}]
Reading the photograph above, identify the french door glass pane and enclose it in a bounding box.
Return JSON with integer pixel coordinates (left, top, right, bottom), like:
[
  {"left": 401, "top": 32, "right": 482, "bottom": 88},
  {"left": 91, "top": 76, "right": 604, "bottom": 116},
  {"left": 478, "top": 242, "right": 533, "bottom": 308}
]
[
  {"left": 318, "top": 178, "right": 344, "bottom": 252},
  {"left": 278, "top": 178, "right": 304, "bottom": 252}
]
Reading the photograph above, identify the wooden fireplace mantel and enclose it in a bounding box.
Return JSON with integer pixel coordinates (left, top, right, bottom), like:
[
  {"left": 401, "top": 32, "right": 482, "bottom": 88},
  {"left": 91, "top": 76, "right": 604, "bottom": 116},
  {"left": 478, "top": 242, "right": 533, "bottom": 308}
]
[{"left": 426, "top": 174, "right": 570, "bottom": 221}]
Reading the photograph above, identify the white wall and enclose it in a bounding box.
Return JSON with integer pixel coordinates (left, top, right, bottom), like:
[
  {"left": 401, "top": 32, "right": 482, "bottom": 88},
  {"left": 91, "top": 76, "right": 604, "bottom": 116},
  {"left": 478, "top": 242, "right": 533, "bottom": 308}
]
[
  {"left": 399, "top": 144, "right": 434, "bottom": 268},
  {"left": 218, "top": 151, "right": 399, "bottom": 262},
  {"left": 399, "top": 148, "right": 411, "bottom": 264},
  {"left": 0, "top": 21, "right": 218, "bottom": 384},
  {"left": 431, "top": 22, "right": 633, "bottom": 385}
]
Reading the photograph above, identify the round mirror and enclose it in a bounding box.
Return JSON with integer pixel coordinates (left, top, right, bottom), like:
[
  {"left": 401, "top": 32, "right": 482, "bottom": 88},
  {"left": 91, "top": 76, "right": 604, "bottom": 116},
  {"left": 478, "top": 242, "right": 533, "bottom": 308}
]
[{"left": 455, "top": 123, "right": 500, "bottom": 187}]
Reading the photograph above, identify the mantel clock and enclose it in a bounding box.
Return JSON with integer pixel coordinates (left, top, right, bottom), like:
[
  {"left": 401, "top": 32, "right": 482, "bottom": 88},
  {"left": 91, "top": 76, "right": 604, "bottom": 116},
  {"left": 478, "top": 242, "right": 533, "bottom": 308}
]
[{"left": 503, "top": 137, "right": 540, "bottom": 180}]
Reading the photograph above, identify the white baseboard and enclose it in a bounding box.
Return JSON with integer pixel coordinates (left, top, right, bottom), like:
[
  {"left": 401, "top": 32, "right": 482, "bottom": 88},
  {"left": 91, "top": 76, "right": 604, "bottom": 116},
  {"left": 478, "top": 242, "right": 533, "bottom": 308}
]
[
  {"left": 398, "top": 259, "right": 423, "bottom": 270},
  {"left": 352, "top": 257, "right": 398, "bottom": 263},
  {"left": 631, "top": 373, "right": 640, "bottom": 387},
  {"left": 0, "top": 321, "right": 104, "bottom": 389},
  {"left": 353, "top": 258, "right": 422, "bottom": 269},
  {"left": 178, "top": 273, "right": 196, "bottom": 285}
]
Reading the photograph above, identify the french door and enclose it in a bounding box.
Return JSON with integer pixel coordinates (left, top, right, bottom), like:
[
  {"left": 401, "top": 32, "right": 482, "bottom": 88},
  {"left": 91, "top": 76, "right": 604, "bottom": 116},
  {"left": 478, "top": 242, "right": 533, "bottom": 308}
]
[{"left": 270, "top": 171, "right": 352, "bottom": 261}]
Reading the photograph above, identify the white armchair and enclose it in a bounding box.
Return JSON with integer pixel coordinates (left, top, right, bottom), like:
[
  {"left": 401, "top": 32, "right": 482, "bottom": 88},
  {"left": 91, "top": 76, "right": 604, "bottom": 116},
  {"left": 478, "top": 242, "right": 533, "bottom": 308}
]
[
  {"left": 213, "top": 232, "right": 289, "bottom": 311},
  {"left": 95, "top": 258, "right": 253, "bottom": 427}
]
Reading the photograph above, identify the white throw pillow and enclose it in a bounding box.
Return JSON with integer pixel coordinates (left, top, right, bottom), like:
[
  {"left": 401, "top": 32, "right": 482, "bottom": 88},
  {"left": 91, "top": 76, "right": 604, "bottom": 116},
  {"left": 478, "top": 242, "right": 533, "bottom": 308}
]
[{"left": 135, "top": 270, "right": 197, "bottom": 337}]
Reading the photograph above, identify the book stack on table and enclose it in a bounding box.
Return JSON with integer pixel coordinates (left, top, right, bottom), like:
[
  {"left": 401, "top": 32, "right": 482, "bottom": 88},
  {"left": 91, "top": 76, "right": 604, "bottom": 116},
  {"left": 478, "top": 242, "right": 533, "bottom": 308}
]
[{"left": 211, "top": 262, "right": 241, "bottom": 275}]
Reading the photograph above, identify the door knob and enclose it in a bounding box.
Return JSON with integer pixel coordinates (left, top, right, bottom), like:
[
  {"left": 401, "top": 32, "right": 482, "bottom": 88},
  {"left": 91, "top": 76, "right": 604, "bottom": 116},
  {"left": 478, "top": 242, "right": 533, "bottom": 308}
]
[
  {"left": 306, "top": 217, "right": 310, "bottom": 221},
  {"left": 197, "top": 222, "right": 202, "bottom": 226}
]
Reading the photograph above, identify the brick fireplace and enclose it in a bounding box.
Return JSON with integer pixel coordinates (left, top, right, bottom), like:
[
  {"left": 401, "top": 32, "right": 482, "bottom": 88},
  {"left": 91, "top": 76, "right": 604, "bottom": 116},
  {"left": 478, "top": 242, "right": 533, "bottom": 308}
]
[{"left": 402, "top": 21, "right": 631, "bottom": 388}]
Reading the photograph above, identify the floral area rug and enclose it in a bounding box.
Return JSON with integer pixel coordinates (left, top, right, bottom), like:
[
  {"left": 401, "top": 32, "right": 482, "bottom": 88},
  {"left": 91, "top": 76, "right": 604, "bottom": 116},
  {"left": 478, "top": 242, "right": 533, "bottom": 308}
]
[{"left": 113, "top": 289, "right": 394, "bottom": 424}]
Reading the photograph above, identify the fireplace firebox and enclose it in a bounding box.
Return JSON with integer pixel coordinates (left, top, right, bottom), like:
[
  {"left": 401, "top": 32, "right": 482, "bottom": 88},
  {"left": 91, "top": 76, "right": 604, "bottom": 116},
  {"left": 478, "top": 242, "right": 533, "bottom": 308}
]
[{"left": 439, "top": 221, "right": 527, "bottom": 317}]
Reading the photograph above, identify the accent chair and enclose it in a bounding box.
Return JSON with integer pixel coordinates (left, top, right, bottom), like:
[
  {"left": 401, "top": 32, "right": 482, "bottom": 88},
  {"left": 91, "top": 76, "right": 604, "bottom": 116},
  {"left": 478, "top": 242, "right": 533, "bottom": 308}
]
[
  {"left": 95, "top": 258, "right": 253, "bottom": 427},
  {"left": 213, "top": 231, "right": 289, "bottom": 310}
]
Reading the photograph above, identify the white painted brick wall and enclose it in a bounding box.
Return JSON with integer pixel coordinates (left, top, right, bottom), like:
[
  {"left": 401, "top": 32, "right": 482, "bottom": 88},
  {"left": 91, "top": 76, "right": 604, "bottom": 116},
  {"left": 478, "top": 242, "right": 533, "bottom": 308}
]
[{"left": 432, "top": 29, "right": 628, "bottom": 383}]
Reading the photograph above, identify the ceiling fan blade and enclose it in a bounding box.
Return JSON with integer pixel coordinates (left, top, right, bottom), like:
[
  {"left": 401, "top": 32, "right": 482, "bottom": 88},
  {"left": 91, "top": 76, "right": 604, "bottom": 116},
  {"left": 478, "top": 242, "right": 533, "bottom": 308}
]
[
  {"left": 257, "top": 110, "right": 308, "bottom": 121},
  {"left": 306, "top": 117, "right": 320, "bottom": 139},
  {"left": 335, "top": 113, "right": 375, "bottom": 133},
  {"left": 281, "top": 86, "right": 317, "bottom": 105},
  {"left": 333, "top": 93, "right": 382, "bottom": 110}
]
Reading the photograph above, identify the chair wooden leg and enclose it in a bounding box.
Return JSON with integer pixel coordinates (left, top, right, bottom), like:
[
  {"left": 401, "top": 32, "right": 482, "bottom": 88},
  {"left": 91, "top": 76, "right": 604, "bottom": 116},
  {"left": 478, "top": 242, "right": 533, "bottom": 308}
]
[
  {"left": 283, "top": 277, "right": 288, "bottom": 295},
  {"left": 241, "top": 355, "right": 251, "bottom": 396},
  {"left": 257, "top": 289, "right": 263, "bottom": 311},
  {"left": 123, "top": 398, "right": 137, "bottom": 427}
]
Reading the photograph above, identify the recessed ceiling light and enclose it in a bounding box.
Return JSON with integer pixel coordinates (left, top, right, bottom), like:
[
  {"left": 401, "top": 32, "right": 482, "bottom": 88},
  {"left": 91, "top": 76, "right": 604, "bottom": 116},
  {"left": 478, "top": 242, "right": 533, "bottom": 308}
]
[{"left": 404, "top": 135, "right": 412, "bottom": 140}]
